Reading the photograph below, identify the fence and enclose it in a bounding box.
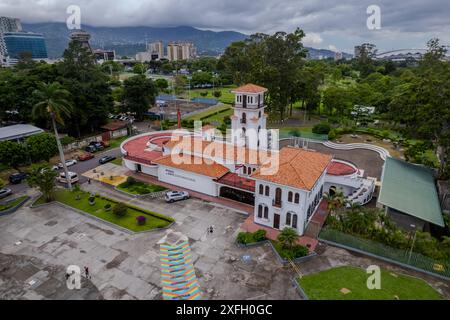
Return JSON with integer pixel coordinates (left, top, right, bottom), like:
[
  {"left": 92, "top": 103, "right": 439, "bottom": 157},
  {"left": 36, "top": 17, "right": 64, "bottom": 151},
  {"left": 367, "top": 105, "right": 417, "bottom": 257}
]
[{"left": 319, "top": 227, "right": 450, "bottom": 280}]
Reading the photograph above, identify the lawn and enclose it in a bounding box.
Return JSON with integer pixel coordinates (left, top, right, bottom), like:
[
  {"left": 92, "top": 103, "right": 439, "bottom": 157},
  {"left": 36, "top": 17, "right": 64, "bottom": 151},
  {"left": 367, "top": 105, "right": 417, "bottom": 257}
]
[
  {"left": 0, "top": 196, "right": 28, "bottom": 212},
  {"left": 298, "top": 266, "right": 442, "bottom": 300},
  {"left": 117, "top": 180, "right": 167, "bottom": 195},
  {"left": 106, "top": 136, "right": 130, "bottom": 150},
  {"left": 37, "top": 189, "right": 173, "bottom": 232},
  {"left": 189, "top": 86, "right": 236, "bottom": 105},
  {"left": 271, "top": 126, "right": 328, "bottom": 140},
  {"left": 111, "top": 157, "right": 123, "bottom": 166},
  {"left": 185, "top": 104, "right": 232, "bottom": 121}
]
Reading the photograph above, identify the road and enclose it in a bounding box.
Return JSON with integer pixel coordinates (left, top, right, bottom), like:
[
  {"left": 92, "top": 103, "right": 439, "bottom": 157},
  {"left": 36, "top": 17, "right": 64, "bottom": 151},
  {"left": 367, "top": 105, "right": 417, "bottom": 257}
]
[{"left": 7, "top": 147, "right": 123, "bottom": 195}]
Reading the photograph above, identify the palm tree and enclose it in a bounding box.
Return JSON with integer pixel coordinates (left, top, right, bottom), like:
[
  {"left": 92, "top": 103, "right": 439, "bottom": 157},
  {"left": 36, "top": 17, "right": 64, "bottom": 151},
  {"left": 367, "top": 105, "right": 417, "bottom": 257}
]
[
  {"left": 33, "top": 82, "right": 73, "bottom": 189},
  {"left": 277, "top": 227, "right": 299, "bottom": 249},
  {"left": 323, "top": 189, "right": 346, "bottom": 216}
]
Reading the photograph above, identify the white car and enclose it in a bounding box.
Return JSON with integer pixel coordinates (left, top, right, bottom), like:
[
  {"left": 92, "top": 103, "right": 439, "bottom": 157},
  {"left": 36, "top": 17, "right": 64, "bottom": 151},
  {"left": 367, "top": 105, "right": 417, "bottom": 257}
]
[
  {"left": 165, "top": 191, "right": 190, "bottom": 203},
  {"left": 57, "top": 172, "right": 79, "bottom": 184},
  {"left": 0, "top": 188, "right": 12, "bottom": 199},
  {"left": 58, "top": 159, "right": 77, "bottom": 168}
]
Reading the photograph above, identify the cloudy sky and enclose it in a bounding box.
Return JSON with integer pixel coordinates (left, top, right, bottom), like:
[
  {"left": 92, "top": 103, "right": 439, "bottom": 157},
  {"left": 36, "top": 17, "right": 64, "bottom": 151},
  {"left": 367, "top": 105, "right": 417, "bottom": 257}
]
[{"left": 1, "top": 0, "right": 449, "bottom": 53}]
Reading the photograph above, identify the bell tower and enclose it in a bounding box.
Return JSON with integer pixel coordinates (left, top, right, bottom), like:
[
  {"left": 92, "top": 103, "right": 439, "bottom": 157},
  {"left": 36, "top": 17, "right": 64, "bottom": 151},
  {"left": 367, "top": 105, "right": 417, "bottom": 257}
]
[{"left": 231, "top": 84, "right": 268, "bottom": 149}]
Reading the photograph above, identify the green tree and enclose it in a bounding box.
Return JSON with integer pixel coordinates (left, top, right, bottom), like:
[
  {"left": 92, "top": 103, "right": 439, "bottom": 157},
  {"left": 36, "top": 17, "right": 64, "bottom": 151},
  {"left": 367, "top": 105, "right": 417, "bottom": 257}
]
[
  {"left": 277, "top": 227, "right": 299, "bottom": 250},
  {"left": 122, "top": 75, "right": 157, "bottom": 121},
  {"left": 323, "top": 189, "right": 346, "bottom": 216},
  {"left": 155, "top": 78, "right": 169, "bottom": 91},
  {"left": 25, "top": 133, "right": 58, "bottom": 162},
  {"left": 58, "top": 41, "right": 113, "bottom": 137},
  {"left": 0, "top": 140, "right": 29, "bottom": 170},
  {"left": 32, "top": 82, "right": 73, "bottom": 189},
  {"left": 133, "top": 63, "right": 147, "bottom": 75},
  {"left": 173, "top": 75, "right": 187, "bottom": 96},
  {"left": 27, "top": 165, "right": 58, "bottom": 202}
]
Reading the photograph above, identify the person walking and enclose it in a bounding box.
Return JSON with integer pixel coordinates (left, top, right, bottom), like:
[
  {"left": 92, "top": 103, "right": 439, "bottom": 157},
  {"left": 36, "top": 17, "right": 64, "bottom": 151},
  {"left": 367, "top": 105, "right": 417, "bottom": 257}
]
[{"left": 84, "top": 266, "right": 90, "bottom": 279}]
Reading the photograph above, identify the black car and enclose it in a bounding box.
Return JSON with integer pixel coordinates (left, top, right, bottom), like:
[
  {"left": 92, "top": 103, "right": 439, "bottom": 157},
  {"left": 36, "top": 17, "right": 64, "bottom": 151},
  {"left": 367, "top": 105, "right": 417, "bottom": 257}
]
[
  {"left": 85, "top": 145, "right": 97, "bottom": 153},
  {"left": 9, "top": 172, "right": 28, "bottom": 184},
  {"left": 99, "top": 156, "right": 116, "bottom": 164}
]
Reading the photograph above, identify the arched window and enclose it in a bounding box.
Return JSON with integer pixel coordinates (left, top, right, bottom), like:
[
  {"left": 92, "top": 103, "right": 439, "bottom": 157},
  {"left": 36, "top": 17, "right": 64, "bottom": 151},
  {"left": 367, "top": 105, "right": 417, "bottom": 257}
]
[
  {"left": 258, "top": 205, "right": 263, "bottom": 218},
  {"left": 286, "top": 212, "right": 292, "bottom": 226},
  {"left": 259, "top": 184, "right": 264, "bottom": 195},
  {"left": 242, "top": 112, "right": 247, "bottom": 124},
  {"left": 292, "top": 214, "right": 298, "bottom": 229},
  {"left": 275, "top": 188, "right": 282, "bottom": 206},
  {"left": 265, "top": 186, "right": 270, "bottom": 196},
  {"left": 294, "top": 193, "right": 300, "bottom": 204},
  {"left": 259, "top": 111, "right": 262, "bottom": 118},
  {"left": 243, "top": 166, "right": 247, "bottom": 175},
  {"left": 288, "top": 191, "right": 293, "bottom": 202},
  {"left": 264, "top": 206, "right": 269, "bottom": 219}
]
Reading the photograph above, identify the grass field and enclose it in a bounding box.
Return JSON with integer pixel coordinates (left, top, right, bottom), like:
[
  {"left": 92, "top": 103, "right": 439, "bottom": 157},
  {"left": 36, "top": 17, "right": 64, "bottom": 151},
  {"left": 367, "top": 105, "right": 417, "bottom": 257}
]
[
  {"left": 0, "top": 196, "right": 28, "bottom": 212},
  {"left": 111, "top": 157, "right": 123, "bottom": 166},
  {"left": 298, "top": 266, "right": 442, "bottom": 300},
  {"left": 185, "top": 104, "right": 232, "bottom": 121},
  {"left": 117, "top": 180, "right": 167, "bottom": 195},
  {"left": 36, "top": 189, "right": 173, "bottom": 232},
  {"left": 189, "top": 86, "right": 236, "bottom": 104}
]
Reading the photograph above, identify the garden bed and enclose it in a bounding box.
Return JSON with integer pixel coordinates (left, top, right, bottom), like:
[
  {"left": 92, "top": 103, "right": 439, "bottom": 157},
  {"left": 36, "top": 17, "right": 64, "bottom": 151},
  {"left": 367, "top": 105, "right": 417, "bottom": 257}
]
[
  {"left": 34, "top": 189, "right": 173, "bottom": 232},
  {"left": 117, "top": 178, "right": 167, "bottom": 196},
  {"left": 298, "top": 266, "right": 442, "bottom": 300},
  {"left": 0, "top": 196, "right": 29, "bottom": 215}
]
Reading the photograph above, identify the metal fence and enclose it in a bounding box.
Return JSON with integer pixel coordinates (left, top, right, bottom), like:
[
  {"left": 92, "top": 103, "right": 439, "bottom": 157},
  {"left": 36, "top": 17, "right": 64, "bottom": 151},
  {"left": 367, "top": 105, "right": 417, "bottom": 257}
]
[{"left": 319, "top": 227, "right": 450, "bottom": 280}]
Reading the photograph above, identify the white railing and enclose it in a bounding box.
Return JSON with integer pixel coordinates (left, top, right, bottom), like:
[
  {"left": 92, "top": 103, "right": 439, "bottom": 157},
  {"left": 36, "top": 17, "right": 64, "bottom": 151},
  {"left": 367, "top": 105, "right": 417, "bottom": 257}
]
[{"left": 322, "top": 141, "right": 391, "bottom": 161}]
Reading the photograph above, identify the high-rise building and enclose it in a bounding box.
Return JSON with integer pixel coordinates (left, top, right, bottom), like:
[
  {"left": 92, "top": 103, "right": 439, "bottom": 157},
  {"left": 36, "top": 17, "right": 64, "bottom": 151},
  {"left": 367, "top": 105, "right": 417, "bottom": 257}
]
[
  {"left": 0, "top": 16, "right": 22, "bottom": 33},
  {"left": 147, "top": 41, "right": 164, "bottom": 60},
  {"left": 167, "top": 42, "right": 196, "bottom": 61},
  {"left": 1, "top": 32, "right": 48, "bottom": 59},
  {"left": 69, "top": 30, "right": 93, "bottom": 53},
  {"left": 1, "top": 16, "right": 48, "bottom": 66},
  {"left": 94, "top": 49, "right": 116, "bottom": 62}
]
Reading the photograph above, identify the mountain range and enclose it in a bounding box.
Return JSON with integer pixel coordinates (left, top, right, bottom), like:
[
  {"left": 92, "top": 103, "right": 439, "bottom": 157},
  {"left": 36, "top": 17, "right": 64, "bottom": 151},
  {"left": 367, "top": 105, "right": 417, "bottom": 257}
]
[{"left": 23, "top": 23, "right": 352, "bottom": 60}]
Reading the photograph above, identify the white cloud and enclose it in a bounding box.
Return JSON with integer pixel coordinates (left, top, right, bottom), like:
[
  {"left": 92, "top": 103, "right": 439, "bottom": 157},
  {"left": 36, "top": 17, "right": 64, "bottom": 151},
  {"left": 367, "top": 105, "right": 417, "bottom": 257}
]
[
  {"left": 303, "top": 32, "right": 323, "bottom": 46},
  {"left": 328, "top": 44, "right": 338, "bottom": 52}
]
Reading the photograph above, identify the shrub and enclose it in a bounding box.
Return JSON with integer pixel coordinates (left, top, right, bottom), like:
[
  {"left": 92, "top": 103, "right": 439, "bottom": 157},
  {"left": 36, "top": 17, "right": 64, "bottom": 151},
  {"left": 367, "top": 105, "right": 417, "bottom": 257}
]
[
  {"left": 312, "top": 123, "right": 331, "bottom": 135},
  {"left": 60, "top": 136, "right": 76, "bottom": 146},
  {"left": 253, "top": 230, "right": 267, "bottom": 242},
  {"left": 104, "top": 204, "right": 112, "bottom": 212},
  {"left": 113, "top": 202, "right": 128, "bottom": 217},
  {"left": 200, "top": 91, "right": 208, "bottom": 97},
  {"left": 136, "top": 215, "right": 147, "bottom": 226},
  {"left": 328, "top": 129, "right": 337, "bottom": 140},
  {"left": 88, "top": 196, "right": 95, "bottom": 206},
  {"left": 237, "top": 232, "right": 252, "bottom": 244},
  {"left": 126, "top": 176, "right": 136, "bottom": 185},
  {"left": 213, "top": 91, "right": 222, "bottom": 98}
]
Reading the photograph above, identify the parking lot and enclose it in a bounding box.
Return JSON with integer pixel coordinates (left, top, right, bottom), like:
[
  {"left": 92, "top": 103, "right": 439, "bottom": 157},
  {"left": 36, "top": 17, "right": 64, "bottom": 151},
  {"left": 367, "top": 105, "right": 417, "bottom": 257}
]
[{"left": 0, "top": 187, "right": 299, "bottom": 300}]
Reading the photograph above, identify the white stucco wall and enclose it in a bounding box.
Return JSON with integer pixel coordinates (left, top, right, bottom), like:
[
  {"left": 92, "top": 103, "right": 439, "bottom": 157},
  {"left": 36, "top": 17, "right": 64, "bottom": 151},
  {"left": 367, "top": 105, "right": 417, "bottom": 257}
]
[{"left": 157, "top": 165, "right": 218, "bottom": 196}]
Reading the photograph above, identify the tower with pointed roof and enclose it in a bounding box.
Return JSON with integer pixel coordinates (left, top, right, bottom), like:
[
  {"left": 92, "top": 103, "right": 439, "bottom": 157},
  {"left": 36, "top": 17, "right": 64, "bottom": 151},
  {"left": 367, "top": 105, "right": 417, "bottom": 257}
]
[{"left": 231, "top": 84, "right": 269, "bottom": 149}]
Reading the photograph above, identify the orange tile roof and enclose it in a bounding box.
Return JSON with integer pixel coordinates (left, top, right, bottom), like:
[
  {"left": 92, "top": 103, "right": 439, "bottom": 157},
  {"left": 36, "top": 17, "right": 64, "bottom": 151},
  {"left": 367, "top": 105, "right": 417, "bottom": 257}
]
[
  {"left": 251, "top": 147, "right": 332, "bottom": 191},
  {"left": 232, "top": 84, "right": 268, "bottom": 94},
  {"left": 164, "top": 137, "right": 272, "bottom": 165},
  {"left": 152, "top": 154, "right": 229, "bottom": 178}
]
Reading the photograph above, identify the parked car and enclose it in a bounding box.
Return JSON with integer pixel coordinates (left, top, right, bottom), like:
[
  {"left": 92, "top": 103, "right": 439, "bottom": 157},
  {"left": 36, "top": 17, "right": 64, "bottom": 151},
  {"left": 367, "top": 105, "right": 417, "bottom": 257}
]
[
  {"left": 58, "top": 159, "right": 77, "bottom": 168},
  {"left": 0, "top": 188, "right": 12, "bottom": 199},
  {"left": 89, "top": 141, "right": 104, "bottom": 151},
  {"left": 99, "top": 155, "right": 116, "bottom": 164},
  {"left": 165, "top": 191, "right": 190, "bottom": 203},
  {"left": 78, "top": 153, "right": 95, "bottom": 161},
  {"left": 9, "top": 172, "right": 28, "bottom": 184},
  {"left": 85, "top": 145, "right": 97, "bottom": 153},
  {"left": 57, "top": 172, "right": 79, "bottom": 184}
]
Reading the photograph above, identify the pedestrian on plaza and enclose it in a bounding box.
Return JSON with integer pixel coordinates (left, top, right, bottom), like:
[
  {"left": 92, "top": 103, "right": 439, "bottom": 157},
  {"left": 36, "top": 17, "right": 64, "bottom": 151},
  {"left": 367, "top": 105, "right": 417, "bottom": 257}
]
[
  {"left": 209, "top": 226, "right": 214, "bottom": 234},
  {"left": 84, "top": 266, "right": 90, "bottom": 279},
  {"left": 65, "top": 273, "right": 70, "bottom": 281},
  {"left": 88, "top": 178, "right": 91, "bottom": 185}
]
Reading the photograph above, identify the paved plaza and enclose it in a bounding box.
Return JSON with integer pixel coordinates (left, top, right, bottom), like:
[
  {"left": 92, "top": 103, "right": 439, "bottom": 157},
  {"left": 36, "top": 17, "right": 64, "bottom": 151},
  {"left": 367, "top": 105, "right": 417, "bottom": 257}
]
[{"left": 0, "top": 186, "right": 299, "bottom": 300}]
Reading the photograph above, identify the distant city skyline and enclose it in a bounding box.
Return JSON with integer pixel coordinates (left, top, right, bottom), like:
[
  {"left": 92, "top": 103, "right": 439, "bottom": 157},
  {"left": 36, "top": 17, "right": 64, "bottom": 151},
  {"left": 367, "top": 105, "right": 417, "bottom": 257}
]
[{"left": 1, "top": 0, "right": 449, "bottom": 53}]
